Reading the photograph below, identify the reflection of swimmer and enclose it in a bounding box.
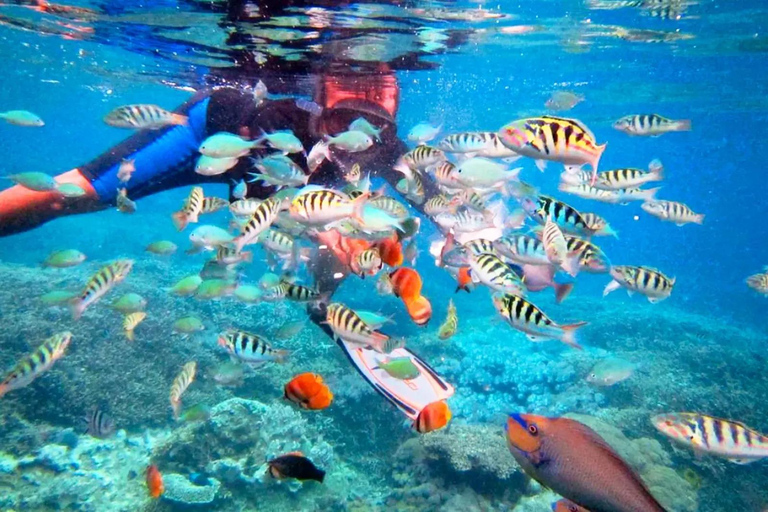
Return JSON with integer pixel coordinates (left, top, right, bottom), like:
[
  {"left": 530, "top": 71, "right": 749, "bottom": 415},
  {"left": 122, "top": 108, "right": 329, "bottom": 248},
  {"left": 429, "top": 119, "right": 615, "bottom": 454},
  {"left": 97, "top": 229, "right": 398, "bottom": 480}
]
[{"left": 0, "top": 61, "right": 453, "bottom": 421}]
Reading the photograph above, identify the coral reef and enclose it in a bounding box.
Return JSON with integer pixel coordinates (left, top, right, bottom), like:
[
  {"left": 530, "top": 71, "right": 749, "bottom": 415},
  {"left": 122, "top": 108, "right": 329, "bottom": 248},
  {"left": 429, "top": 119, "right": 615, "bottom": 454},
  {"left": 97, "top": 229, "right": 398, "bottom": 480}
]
[
  {"left": 0, "top": 427, "right": 164, "bottom": 511},
  {"left": 162, "top": 473, "right": 221, "bottom": 506}
]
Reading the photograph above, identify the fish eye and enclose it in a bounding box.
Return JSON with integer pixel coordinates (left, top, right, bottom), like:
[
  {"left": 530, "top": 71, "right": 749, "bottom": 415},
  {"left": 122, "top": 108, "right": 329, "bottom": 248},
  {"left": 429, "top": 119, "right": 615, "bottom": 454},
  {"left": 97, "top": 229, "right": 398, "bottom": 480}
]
[{"left": 528, "top": 424, "right": 538, "bottom": 435}]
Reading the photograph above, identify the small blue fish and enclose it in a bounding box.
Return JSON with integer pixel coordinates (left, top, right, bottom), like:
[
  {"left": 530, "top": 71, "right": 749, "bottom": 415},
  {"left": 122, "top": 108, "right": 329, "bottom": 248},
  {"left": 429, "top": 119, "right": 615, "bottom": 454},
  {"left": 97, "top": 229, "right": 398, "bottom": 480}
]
[{"left": 232, "top": 179, "right": 247, "bottom": 199}]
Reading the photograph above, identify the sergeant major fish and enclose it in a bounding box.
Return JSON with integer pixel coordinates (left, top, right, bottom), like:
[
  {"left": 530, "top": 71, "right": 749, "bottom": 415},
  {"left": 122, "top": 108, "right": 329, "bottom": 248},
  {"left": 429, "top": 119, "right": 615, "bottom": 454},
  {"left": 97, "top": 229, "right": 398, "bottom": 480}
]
[
  {"left": 218, "top": 329, "right": 290, "bottom": 366},
  {"left": 641, "top": 200, "right": 704, "bottom": 226},
  {"left": 71, "top": 260, "right": 134, "bottom": 320},
  {"left": 603, "top": 265, "right": 675, "bottom": 303},
  {"left": 104, "top": 104, "right": 187, "bottom": 130},
  {"left": 325, "top": 303, "right": 405, "bottom": 354},
  {"left": 169, "top": 362, "right": 196, "bottom": 420},
  {"left": 172, "top": 187, "right": 205, "bottom": 231},
  {"left": 493, "top": 294, "right": 586, "bottom": 349},
  {"left": 613, "top": 114, "right": 691, "bottom": 137},
  {"left": 0, "top": 332, "right": 72, "bottom": 398}
]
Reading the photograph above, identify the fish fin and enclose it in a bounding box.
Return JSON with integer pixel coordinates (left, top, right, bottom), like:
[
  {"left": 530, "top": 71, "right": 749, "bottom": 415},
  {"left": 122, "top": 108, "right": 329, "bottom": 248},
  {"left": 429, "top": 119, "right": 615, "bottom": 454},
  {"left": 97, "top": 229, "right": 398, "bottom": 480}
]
[
  {"left": 554, "top": 282, "right": 574, "bottom": 304},
  {"left": 70, "top": 298, "right": 85, "bottom": 320},
  {"left": 560, "top": 255, "right": 580, "bottom": 278},
  {"left": 171, "top": 113, "right": 189, "bottom": 126},
  {"left": 648, "top": 159, "right": 663, "bottom": 177},
  {"left": 639, "top": 187, "right": 661, "bottom": 202},
  {"left": 534, "top": 160, "right": 547, "bottom": 172},
  {"left": 559, "top": 322, "right": 587, "bottom": 350},
  {"left": 725, "top": 457, "right": 759, "bottom": 465},
  {"left": 602, "top": 279, "right": 621, "bottom": 297},
  {"left": 350, "top": 192, "right": 370, "bottom": 225},
  {"left": 674, "top": 119, "right": 692, "bottom": 131},
  {"left": 171, "top": 211, "right": 189, "bottom": 231},
  {"left": 125, "top": 330, "right": 135, "bottom": 342},
  {"left": 693, "top": 213, "right": 705, "bottom": 225}
]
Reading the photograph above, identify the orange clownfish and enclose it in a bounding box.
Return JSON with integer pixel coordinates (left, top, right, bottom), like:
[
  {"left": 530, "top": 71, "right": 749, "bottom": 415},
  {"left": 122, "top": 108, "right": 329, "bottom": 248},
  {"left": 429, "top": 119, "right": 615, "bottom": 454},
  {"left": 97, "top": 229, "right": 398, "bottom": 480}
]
[
  {"left": 404, "top": 295, "right": 432, "bottom": 326},
  {"left": 376, "top": 234, "right": 404, "bottom": 267},
  {"left": 284, "top": 373, "right": 333, "bottom": 410},
  {"left": 414, "top": 400, "right": 452, "bottom": 434},
  {"left": 389, "top": 267, "right": 422, "bottom": 301},
  {"left": 146, "top": 464, "right": 164, "bottom": 499}
]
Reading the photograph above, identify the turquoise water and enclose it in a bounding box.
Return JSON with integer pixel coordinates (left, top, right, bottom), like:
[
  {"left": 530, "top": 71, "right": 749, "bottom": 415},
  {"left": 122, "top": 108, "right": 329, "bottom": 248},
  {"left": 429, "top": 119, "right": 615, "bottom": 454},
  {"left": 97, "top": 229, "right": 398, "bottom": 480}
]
[{"left": 0, "top": 1, "right": 767, "bottom": 511}]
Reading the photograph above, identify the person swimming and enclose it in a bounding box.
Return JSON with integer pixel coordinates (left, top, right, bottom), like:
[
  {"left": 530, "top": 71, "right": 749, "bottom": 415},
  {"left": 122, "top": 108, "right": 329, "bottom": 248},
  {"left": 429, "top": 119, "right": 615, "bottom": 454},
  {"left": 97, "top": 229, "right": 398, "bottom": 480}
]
[{"left": 0, "top": 58, "right": 454, "bottom": 422}]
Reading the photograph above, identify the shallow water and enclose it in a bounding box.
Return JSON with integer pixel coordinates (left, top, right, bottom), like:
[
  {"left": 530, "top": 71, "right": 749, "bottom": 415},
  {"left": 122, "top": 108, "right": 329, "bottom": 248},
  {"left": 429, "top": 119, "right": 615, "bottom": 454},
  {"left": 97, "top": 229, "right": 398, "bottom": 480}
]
[{"left": 0, "top": 1, "right": 767, "bottom": 511}]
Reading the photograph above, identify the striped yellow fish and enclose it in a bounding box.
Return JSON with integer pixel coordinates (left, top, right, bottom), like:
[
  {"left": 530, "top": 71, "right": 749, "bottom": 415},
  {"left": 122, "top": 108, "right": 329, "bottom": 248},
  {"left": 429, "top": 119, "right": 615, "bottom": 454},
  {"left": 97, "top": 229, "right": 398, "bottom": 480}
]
[
  {"left": 170, "top": 361, "right": 197, "bottom": 420},
  {"left": 289, "top": 188, "right": 368, "bottom": 227},
  {"left": 437, "top": 131, "right": 519, "bottom": 158},
  {"left": 172, "top": 186, "right": 205, "bottom": 231},
  {"left": 72, "top": 260, "right": 134, "bottom": 320},
  {"left": 282, "top": 281, "right": 323, "bottom": 302},
  {"left": 233, "top": 197, "right": 281, "bottom": 252},
  {"left": 438, "top": 299, "right": 458, "bottom": 340},
  {"left": 369, "top": 196, "right": 409, "bottom": 219},
  {"left": 215, "top": 245, "right": 253, "bottom": 265},
  {"left": 424, "top": 195, "right": 458, "bottom": 216},
  {"left": 492, "top": 294, "right": 586, "bottom": 349},
  {"left": 543, "top": 216, "right": 576, "bottom": 275},
  {"left": 399, "top": 145, "right": 445, "bottom": 170},
  {"left": 746, "top": 272, "right": 768, "bottom": 295},
  {"left": 559, "top": 182, "right": 659, "bottom": 204},
  {"left": 613, "top": 114, "right": 691, "bottom": 136},
  {"left": 0, "top": 332, "right": 72, "bottom": 398},
  {"left": 104, "top": 104, "right": 188, "bottom": 130},
  {"left": 229, "top": 198, "right": 262, "bottom": 218},
  {"left": 201, "top": 196, "right": 229, "bottom": 214},
  {"left": 451, "top": 189, "right": 486, "bottom": 213},
  {"left": 565, "top": 236, "right": 610, "bottom": 274},
  {"left": 580, "top": 212, "right": 619, "bottom": 238},
  {"left": 325, "top": 303, "right": 404, "bottom": 354},
  {"left": 217, "top": 329, "right": 289, "bottom": 365},
  {"left": 652, "top": 413, "right": 768, "bottom": 464},
  {"left": 467, "top": 253, "right": 525, "bottom": 295},
  {"left": 464, "top": 238, "right": 496, "bottom": 257},
  {"left": 499, "top": 115, "right": 606, "bottom": 183},
  {"left": 594, "top": 160, "right": 664, "bottom": 190},
  {"left": 522, "top": 195, "right": 594, "bottom": 237},
  {"left": 123, "top": 312, "right": 146, "bottom": 342},
  {"left": 431, "top": 161, "right": 460, "bottom": 192},
  {"left": 353, "top": 249, "right": 383, "bottom": 277},
  {"left": 641, "top": 200, "right": 704, "bottom": 226},
  {"left": 603, "top": 265, "right": 675, "bottom": 303}
]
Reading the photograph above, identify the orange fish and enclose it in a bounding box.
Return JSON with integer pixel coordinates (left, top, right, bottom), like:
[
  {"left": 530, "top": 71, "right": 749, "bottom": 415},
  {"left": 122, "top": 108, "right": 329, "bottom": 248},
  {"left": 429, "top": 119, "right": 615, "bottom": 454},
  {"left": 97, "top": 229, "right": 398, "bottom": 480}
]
[
  {"left": 146, "top": 464, "right": 164, "bottom": 499},
  {"left": 455, "top": 266, "right": 472, "bottom": 293},
  {"left": 506, "top": 414, "right": 666, "bottom": 512},
  {"left": 552, "top": 499, "right": 590, "bottom": 512},
  {"left": 284, "top": 373, "right": 333, "bottom": 410},
  {"left": 389, "top": 267, "right": 422, "bottom": 301},
  {"left": 404, "top": 295, "right": 432, "bottom": 326},
  {"left": 376, "top": 234, "right": 404, "bottom": 267},
  {"left": 414, "top": 400, "right": 452, "bottom": 434}
]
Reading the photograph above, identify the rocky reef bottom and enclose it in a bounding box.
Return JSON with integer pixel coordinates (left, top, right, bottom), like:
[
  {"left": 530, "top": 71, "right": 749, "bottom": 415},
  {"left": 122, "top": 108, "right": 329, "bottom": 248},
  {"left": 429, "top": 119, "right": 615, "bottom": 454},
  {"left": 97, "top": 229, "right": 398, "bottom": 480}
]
[{"left": 1, "top": 261, "right": 767, "bottom": 511}]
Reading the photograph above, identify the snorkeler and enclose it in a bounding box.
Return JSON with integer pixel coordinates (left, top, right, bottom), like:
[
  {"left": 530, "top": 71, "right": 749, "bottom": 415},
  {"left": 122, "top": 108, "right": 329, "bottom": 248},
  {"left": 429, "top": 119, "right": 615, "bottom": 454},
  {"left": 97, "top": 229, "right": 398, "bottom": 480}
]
[{"left": 0, "top": 63, "right": 454, "bottom": 420}]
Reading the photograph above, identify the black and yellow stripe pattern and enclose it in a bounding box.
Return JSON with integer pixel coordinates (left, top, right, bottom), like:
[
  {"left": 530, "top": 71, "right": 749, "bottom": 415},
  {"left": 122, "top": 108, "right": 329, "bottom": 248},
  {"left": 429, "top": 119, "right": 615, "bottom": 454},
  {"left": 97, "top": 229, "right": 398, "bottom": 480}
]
[
  {"left": 403, "top": 145, "right": 445, "bottom": 169},
  {"left": 437, "top": 132, "right": 492, "bottom": 152},
  {"left": 0, "top": 332, "right": 72, "bottom": 396},
  {"left": 370, "top": 196, "right": 409, "bottom": 219},
  {"left": 473, "top": 253, "right": 521, "bottom": 290},
  {"left": 520, "top": 115, "right": 599, "bottom": 157},
  {"left": 104, "top": 104, "right": 178, "bottom": 129},
  {"left": 290, "top": 190, "right": 346, "bottom": 221},
  {"left": 615, "top": 265, "right": 674, "bottom": 295},
  {"left": 282, "top": 281, "right": 320, "bottom": 302},
  {"left": 532, "top": 195, "right": 592, "bottom": 235},
  {"left": 240, "top": 196, "right": 280, "bottom": 236},
  {"left": 79, "top": 260, "right": 134, "bottom": 302},
  {"left": 220, "top": 329, "right": 279, "bottom": 359},
  {"left": 327, "top": 303, "right": 377, "bottom": 339},
  {"left": 201, "top": 196, "right": 228, "bottom": 214},
  {"left": 464, "top": 239, "right": 496, "bottom": 257},
  {"left": 496, "top": 294, "right": 554, "bottom": 329}
]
